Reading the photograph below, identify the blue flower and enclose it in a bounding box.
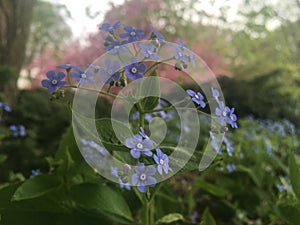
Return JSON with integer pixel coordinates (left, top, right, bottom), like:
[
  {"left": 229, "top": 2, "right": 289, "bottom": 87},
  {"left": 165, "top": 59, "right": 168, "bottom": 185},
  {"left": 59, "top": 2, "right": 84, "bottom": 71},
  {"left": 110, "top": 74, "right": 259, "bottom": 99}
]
[
  {"left": 41, "top": 70, "right": 67, "bottom": 92},
  {"left": 209, "top": 131, "right": 222, "bottom": 154},
  {"left": 31, "top": 169, "right": 41, "bottom": 177},
  {"left": 223, "top": 136, "right": 234, "bottom": 156},
  {"left": 56, "top": 64, "right": 75, "bottom": 71},
  {"left": 9, "top": 125, "right": 26, "bottom": 137},
  {"left": 153, "top": 148, "right": 172, "bottom": 175},
  {"left": 19, "top": 125, "right": 26, "bottom": 136},
  {"left": 139, "top": 43, "right": 160, "bottom": 60},
  {"left": 99, "top": 21, "right": 121, "bottom": 32},
  {"left": 0, "top": 102, "right": 11, "bottom": 112},
  {"left": 174, "top": 39, "right": 195, "bottom": 66},
  {"left": 119, "top": 178, "right": 131, "bottom": 190},
  {"left": 99, "top": 59, "right": 121, "bottom": 84},
  {"left": 186, "top": 90, "right": 206, "bottom": 108},
  {"left": 178, "top": 38, "right": 188, "bottom": 48},
  {"left": 119, "top": 25, "right": 145, "bottom": 42},
  {"left": 70, "top": 67, "right": 95, "bottom": 84},
  {"left": 124, "top": 57, "right": 146, "bottom": 80},
  {"left": 105, "top": 41, "right": 128, "bottom": 55},
  {"left": 215, "top": 101, "right": 238, "bottom": 128},
  {"left": 139, "top": 127, "right": 148, "bottom": 139},
  {"left": 111, "top": 166, "right": 131, "bottom": 190},
  {"left": 132, "top": 163, "right": 156, "bottom": 192},
  {"left": 174, "top": 46, "right": 189, "bottom": 64},
  {"left": 266, "top": 143, "right": 273, "bottom": 156},
  {"left": 149, "top": 24, "right": 165, "bottom": 41},
  {"left": 226, "top": 164, "right": 236, "bottom": 173},
  {"left": 81, "top": 139, "right": 108, "bottom": 167},
  {"left": 211, "top": 87, "right": 220, "bottom": 101},
  {"left": 125, "top": 134, "right": 154, "bottom": 159},
  {"left": 111, "top": 166, "right": 119, "bottom": 177}
]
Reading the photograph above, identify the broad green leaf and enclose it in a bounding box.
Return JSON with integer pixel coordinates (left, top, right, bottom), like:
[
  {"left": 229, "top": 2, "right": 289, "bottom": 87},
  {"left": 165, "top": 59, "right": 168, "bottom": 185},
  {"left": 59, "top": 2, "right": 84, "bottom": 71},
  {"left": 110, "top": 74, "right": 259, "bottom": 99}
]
[
  {"left": 96, "top": 118, "right": 132, "bottom": 152},
  {"left": 194, "top": 180, "right": 229, "bottom": 197},
  {"left": 156, "top": 213, "right": 184, "bottom": 224},
  {"left": 73, "top": 114, "right": 131, "bottom": 152},
  {"left": 201, "top": 208, "right": 217, "bottom": 225},
  {"left": 56, "top": 126, "right": 82, "bottom": 165},
  {"left": 278, "top": 204, "right": 300, "bottom": 225},
  {"left": 12, "top": 175, "right": 62, "bottom": 201},
  {"left": 289, "top": 153, "right": 300, "bottom": 201},
  {"left": 0, "top": 183, "right": 69, "bottom": 213},
  {"left": 0, "top": 184, "right": 20, "bottom": 209},
  {"left": 71, "top": 183, "right": 133, "bottom": 224},
  {"left": 159, "top": 146, "right": 203, "bottom": 173},
  {"left": 139, "top": 69, "right": 160, "bottom": 111}
]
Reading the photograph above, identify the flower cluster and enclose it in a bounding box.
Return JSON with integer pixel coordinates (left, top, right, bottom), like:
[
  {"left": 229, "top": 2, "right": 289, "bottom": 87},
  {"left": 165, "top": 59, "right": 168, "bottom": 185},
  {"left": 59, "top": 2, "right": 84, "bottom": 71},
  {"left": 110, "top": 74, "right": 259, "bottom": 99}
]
[
  {"left": 40, "top": 21, "right": 239, "bottom": 193},
  {"left": 0, "top": 102, "right": 26, "bottom": 138},
  {"left": 0, "top": 101, "right": 11, "bottom": 122},
  {"left": 41, "top": 21, "right": 200, "bottom": 94},
  {"left": 9, "top": 125, "right": 26, "bottom": 138},
  {"left": 122, "top": 128, "right": 172, "bottom": 192}
]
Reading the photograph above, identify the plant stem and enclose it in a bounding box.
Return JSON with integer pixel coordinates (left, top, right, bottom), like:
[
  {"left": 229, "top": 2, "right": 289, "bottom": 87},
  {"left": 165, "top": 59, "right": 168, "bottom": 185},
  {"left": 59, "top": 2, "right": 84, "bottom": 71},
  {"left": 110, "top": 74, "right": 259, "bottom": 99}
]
[
  {"left": 145, "top": 57, "right": 174, "bottom": 75},
  {"left": 66, "top": 70, "right": 72, "bottom": 85},
  {"left": 142, "top": 202, "right": 150, "bottom": 225},
  {"left": 144, "top": 105, "right": 211, "bottom": 118},
  {"left": 137, "top": 102, "right": 145, "bottom": 127}
]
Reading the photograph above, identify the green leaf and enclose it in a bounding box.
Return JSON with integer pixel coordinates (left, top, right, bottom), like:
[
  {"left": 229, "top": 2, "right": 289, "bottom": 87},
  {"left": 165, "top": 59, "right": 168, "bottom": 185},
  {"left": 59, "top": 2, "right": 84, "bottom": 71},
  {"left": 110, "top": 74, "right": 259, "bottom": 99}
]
[
  {"left": 73, "top": 114, "right": 132, "bottom": 152},
  {"left": 194, "top": 180, "right": 229, "bottom": 197},
  {"left": 139, "top": 69, "right": 160, "bottom": 111},
  {"left": 278, "top": 204, "right": 300, "bottom": 225},
  {"left": 201, "top": 208, "right": 217, "bottom": 225},
  {"left": 156, "top": 213, "right": 184, "bottom": 224},
  {"left": 12, "top": 175, "right": 62, "bottom": 201},
  {"left": 159, "top": 145, "right": 203, "bottom": 173},
  {"left": 71, "top": 183, "right": 133, "bottom": 224},
  {"left": 96, "top": 118, "right": 132, "bottom": 152},
  {"left": 289, "top": 153, "right": 300, "bottom": 201}
]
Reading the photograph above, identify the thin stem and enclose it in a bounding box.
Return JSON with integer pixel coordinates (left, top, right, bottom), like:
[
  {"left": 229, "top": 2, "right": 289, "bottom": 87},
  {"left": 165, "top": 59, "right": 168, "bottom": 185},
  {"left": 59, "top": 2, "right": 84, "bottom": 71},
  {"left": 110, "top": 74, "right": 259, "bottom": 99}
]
[
  {"left": 145, "top": 57, "right": 174, "bottom": 75},
  {"left": 66, "top": 70, "right": 72, "bottom": 85},
  {"left": 133, "top": 42, "right": 138, "bottom": 56},
  {"left": 137, "top": 102, "right": 145, "bottom": 127},
  {"left": 144, "top": 105, "right": 211, "bottom": 118}
]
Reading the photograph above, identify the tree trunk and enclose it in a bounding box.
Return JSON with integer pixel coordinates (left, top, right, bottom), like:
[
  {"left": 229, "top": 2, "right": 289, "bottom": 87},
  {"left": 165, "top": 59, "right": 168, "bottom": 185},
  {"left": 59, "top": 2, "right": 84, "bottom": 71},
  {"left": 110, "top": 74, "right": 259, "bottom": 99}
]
[{"left": 0, "top": 0, "right": 36, "bottom": 105}]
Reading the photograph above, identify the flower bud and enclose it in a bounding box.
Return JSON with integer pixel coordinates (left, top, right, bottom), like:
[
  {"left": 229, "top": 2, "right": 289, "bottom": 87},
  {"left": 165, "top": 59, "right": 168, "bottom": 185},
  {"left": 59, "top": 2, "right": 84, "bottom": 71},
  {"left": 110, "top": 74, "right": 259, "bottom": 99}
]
[{"left": 123, "top": 164, "right": 131, "bottom": 173}]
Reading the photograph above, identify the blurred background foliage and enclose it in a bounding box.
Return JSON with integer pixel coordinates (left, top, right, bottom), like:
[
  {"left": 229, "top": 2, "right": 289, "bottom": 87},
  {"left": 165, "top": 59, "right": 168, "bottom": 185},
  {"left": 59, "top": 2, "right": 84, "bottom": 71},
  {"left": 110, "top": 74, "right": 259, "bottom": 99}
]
[{"left": 0, "top": 0, "right": 299, "bottom": 224}]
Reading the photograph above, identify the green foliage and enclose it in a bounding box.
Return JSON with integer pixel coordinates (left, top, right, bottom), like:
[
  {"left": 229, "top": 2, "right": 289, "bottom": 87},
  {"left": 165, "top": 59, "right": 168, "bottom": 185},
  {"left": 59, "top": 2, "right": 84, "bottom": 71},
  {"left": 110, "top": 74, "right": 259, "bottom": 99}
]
[
  {"left": 289, "top": 153, "right": 300, "bottom": 201},
  {"left": 0, "top": 88, "right": 112, "bottom": 182},
  {"left": 0, "top": 66, "right": 18, "bottom": 91},
  {"left": 24, "top": 0, "right": 72, "bottom": 67},
  {"left": 139, "top": 69, "right": 160, "bottom": 111},
  {"left": 200, "top": 208, "right": 217, "bottom": 225},
  {"left": 71, "top": 183, "right": 133, "bottom": 224},
  {"left": 218, "top": 65, "right": 300, "bottom": 126},
  {"left": 156, "top": 213, "right": 185, "bottom": 224},
  {"left": 12, "top": 174, "right": 62, "bottom": 201}
]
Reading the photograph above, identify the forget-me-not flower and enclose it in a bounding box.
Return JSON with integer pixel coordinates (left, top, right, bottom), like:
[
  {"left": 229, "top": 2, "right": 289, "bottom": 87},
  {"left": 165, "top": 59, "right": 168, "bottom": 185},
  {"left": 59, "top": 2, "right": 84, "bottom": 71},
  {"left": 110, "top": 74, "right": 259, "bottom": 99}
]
[
  {"left": 139, "top": 43, "right": 160, "bottom": 60},
  {"left": 153, "top": 148, "right": 172, "bottom": 175},
  {"left": 119, "top": 25, "right": 145, "bottom": 42},
  {"left": 41, "top": 70, "right": 67, "bottom": 92},
  {"left": 132, "top": 163, "right": 156, "bottom": 192},
  {"left": 186, "top": 89, "right": 206, "bottom": 108},
  {"left": 125, "top": 134, "right": 154, "bottom": 158},
  {"left": 124, "top": 57, "right": 146, "bottom": 80}
]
